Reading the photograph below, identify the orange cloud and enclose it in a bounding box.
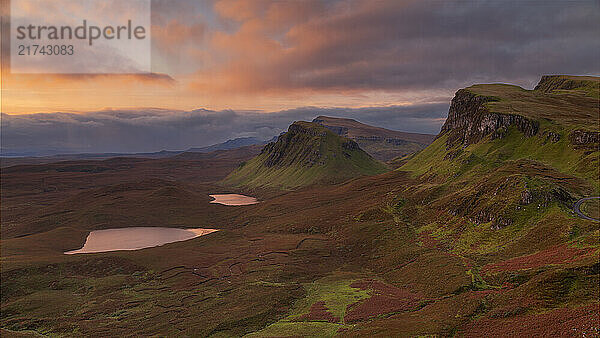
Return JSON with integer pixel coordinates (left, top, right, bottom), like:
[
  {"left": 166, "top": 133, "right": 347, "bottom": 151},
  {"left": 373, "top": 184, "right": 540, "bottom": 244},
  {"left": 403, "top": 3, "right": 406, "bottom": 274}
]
[
  {"left": 1, "top": 72, "right": 176, "bottom": 113},
  {"left": 3, "top": 0, "right": 598, "bottom": 114}
]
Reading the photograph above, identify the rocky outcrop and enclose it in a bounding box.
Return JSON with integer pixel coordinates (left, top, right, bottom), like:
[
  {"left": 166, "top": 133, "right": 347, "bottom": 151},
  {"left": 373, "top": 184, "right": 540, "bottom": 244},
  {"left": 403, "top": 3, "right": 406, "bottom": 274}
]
[
  {"left": 316, "top": 123, "right": 349, "bottom": 137},
  {"left": 542, "top": 131, "right": 561, "bottom": 144},
  {"left": 569, "top": 130, "right": 599, "bottom": 146},
  {"left": 287, "top": 122, "right": 328, "bottom": 138},
  {"left": 520, "top": 185, "right": 574, "bottom": 208},
  {"left": 341, "top": 139, "right": 360, "bottom": 151},
  {"left": 385, "top": 138, "right": 412, "bottom": 146},
  {"left": 440, "top": 89, "right": 539, "bottom": 147}
]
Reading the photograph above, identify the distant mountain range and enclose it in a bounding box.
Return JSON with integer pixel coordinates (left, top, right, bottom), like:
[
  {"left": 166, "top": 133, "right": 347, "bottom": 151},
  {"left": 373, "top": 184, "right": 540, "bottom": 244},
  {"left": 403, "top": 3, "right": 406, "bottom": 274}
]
[
  {"left": 313, "top": 116, "right": 435, "bottom": 161},
  {"left": 187, "top": 137, "right": 270, "bottom": 153},
  {"left": 0, "top": 137, "right": 270, "bottom": 167}
]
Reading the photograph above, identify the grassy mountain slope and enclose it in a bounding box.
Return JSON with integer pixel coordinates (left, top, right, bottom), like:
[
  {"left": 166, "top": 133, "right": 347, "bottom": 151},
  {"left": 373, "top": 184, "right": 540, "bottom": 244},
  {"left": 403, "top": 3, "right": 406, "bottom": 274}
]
[
  {"left": 313, "top": 116, "right": 435, "bottom": 162},
  {"left": 223, "top": 121, "right": 388, "bottom": 189},
  {"left": 396, "top": 74, "right": 599, "bottom": 264},
  {"left": 403, "top": 75, "right": 599, "bottom": 187},
  {"left": 336, "top": 76, "right": 600, "bottom": 334}
]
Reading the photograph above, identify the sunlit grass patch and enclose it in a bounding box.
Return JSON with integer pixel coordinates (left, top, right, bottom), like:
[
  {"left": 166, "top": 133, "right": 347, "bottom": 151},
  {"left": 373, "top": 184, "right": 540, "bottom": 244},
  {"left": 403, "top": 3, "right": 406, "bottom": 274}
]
[
  {"left": 244, "top": 273, "right": 369, "bottom": 336},
  {"left": 245, "top": 321, "right": 344, "bottom": 337},
  {"left": 288, "top": 274, "right": 370, "bottom": 323}
]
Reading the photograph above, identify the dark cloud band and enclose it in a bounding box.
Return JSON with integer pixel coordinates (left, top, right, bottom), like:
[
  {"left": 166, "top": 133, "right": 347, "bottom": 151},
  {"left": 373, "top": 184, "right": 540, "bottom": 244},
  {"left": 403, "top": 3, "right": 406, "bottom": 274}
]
[{"left": 0, "top": 104, "right": 447, "bottom": 156}]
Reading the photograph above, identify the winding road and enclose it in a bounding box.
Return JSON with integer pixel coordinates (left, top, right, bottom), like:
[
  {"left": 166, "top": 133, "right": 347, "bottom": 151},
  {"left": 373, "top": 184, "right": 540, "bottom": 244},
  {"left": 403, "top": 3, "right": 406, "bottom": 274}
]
[{"left": 573, "top": 197, "right": 600, "bottom": 222}]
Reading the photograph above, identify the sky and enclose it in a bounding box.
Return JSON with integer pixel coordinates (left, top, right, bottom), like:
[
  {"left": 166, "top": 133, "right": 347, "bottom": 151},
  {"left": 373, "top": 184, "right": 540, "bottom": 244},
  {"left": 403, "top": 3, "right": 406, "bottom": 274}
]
[{"left": 1, "top": 0, "right": 599, "bottom": 155}]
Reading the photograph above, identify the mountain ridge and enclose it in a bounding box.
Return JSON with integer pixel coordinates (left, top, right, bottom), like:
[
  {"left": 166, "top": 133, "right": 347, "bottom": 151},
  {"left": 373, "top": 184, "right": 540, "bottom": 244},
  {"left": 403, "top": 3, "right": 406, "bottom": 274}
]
[
  {"left": 186, "top": 137, "right": 269, "bottom": 153},
  {"left": 312, "top": 115, "right": 435, "bottom": 161},
  {"left": 312, "top": 115, "right": 435, "bottom": 144},
  {"left": 223, "top": 121, "right": 388, "bottom": 189},
  {"left": 408, "top": 75, "right": 599, "bottom": 188}
]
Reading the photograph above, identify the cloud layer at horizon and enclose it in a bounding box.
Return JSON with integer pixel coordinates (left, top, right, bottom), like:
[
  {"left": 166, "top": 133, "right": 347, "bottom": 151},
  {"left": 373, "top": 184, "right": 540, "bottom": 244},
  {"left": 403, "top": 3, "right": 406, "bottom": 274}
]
[{"left": 0, "top": 104, "right": 447, "bottom": 156}]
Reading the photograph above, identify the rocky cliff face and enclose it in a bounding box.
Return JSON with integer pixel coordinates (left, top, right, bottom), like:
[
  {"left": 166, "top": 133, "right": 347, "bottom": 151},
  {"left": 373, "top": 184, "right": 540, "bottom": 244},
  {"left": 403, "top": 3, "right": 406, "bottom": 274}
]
[
  {"left": 440, "top": 89, "right": 539, "bottom": 147},
  {"left": 570, "top": 129, "right": 599, "bottom": 147},
  {"left": 314, "top": 122, "right": 349, "bottom": 137}
]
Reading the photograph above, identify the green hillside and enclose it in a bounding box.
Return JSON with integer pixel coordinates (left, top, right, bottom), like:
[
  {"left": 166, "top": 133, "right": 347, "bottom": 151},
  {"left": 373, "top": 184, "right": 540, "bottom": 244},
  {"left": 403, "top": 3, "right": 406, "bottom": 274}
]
[
  {"left": 223, "top": 121, "right": 388, "bottom": 189},
  {"left": 398, "top": 75, "right": 599, "bottom": 256},
  {"left": 403, "top": 75, "right": 599, "bottom": 186}
]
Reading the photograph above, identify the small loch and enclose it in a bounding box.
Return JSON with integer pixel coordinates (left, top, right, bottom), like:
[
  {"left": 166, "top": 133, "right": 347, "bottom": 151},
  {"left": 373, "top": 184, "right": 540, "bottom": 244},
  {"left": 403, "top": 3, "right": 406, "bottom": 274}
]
[
  {"left": 209, "top": 194, "right": 258, "bottom": 206},
  {"left": 65, "top": 227, "right": 218, "bottom": 254}
]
